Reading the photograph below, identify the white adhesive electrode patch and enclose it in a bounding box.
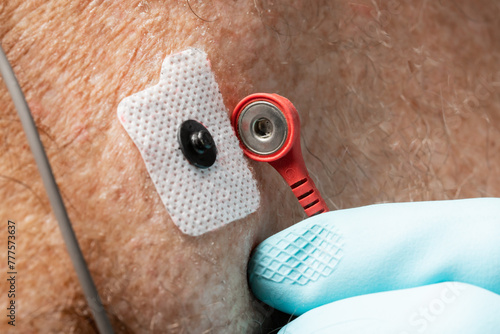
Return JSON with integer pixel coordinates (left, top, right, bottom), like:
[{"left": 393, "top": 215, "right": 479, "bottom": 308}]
[{"left": 117, "top": 48, "right": 260, "bottom": 236}]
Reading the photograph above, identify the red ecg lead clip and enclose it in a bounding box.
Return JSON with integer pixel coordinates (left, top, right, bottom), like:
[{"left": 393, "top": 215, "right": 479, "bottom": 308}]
[{"left": 231, "top": 93, "right": 329, "bottom": 217}]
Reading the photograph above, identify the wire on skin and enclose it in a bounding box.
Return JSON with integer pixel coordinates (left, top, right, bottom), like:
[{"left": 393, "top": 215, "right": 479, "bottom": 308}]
[{"left": 0, "top": 43, "right": 114, "bottom": 334}]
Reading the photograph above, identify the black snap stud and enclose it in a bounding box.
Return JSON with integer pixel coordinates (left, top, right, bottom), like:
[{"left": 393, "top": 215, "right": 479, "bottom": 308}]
[{"left": 178, "top": 120, "right": 217, "bottom": 168}]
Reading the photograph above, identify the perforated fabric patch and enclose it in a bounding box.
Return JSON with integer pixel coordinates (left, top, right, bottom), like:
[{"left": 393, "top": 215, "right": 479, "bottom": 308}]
[{"left": 117, "top": 48, "right": 260, "bottom": 236}]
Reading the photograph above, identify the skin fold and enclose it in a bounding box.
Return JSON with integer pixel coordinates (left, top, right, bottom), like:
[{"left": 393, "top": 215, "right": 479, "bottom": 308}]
[{"left": 1, "top": 0, "right": 499, "bottom": 333}]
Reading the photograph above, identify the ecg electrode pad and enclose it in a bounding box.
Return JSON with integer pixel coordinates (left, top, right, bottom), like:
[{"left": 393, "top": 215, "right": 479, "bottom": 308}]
[{"left": 117, "top": 48, "right": 260, "bottom": 236}]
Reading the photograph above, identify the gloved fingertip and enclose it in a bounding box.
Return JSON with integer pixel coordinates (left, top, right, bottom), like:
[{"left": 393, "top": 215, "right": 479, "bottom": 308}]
[{"left": 248, "top": 212, "right": 343, "bottom": 315}]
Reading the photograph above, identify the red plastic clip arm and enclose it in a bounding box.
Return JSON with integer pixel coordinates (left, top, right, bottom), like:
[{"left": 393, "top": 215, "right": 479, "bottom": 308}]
[{"left": 232, "top": 93, "right": 329, "bottom": 216}]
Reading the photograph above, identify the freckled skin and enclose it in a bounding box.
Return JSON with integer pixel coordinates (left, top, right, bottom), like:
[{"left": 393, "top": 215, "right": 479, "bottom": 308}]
[{"left": 1, "top": 0, "right": 500, "bottom": 333}]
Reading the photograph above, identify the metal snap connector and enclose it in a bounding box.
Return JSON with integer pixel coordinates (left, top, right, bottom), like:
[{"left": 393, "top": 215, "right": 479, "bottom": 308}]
[
  {"left": 178, "top": 120, "right": 217, "bottom": 168},
  {"left": 237, "top": 101, "right": 288, "bottom": 155}
]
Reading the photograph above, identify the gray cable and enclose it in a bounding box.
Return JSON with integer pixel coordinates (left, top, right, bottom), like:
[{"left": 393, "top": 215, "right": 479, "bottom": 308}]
[{"left": 0, "top": 44, "right": 114, "bottom": 334}]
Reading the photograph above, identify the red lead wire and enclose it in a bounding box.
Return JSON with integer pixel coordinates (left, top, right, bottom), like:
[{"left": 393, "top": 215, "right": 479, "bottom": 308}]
[{"left": 231, "top": 93, "right": 329, "bottom": 217}]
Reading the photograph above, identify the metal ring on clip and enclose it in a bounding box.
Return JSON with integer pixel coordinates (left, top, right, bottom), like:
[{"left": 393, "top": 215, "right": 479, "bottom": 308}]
[{"left": 237, "top": 101, "right": 288, "bottom": 156}]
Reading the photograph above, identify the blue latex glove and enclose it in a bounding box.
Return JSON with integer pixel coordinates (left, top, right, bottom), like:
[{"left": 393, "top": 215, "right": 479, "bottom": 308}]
[{"left": 248, "top": 198, "right": 500, "bottom": 333}]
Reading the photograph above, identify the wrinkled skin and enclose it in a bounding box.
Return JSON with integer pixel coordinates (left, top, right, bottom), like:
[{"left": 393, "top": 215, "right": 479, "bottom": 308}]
[{"left": 1, "top": 0, "right": 500, "bottom": 333}]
